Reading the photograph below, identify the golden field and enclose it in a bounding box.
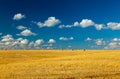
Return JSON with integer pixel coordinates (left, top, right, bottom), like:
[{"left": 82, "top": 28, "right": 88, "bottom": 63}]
[{"left": 0, "top": 50, "right": 120, "bottom": 79}]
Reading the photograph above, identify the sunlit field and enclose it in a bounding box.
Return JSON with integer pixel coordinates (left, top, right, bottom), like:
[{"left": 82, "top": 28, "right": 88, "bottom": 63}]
[{"left": 0, "top": 50, "right": 120, "bottom": 79}]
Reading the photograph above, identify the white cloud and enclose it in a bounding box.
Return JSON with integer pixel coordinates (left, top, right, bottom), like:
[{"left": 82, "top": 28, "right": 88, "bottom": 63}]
[
  {"left": 0, "top": 34, "right": 46, "bottom": 49},
  {"left": 36, "top": 17, "right": 61, "bottom": 28},
  {"left": 28, "top": 39, "right": 44, "bottom": 49},
  {"left": 112, "top": 38, "right": 120, "bottom": 41},
  {"left": 48, "top": 39, "right": 56, "bottom": 44},
  {"left": 20, "top": 39, "right": 29, "bottom": 45},
  {"left": 73, "top": 21, "right": 79, "bottom": 26},
  {"left": 1, "top": 34, "right": 14, "bottom": 42},
  {"left": 0, "top": 34, "right": 29, "bottom": 49},
  {"left": 104, "top": 42, "right": 118, "bottom": 49},
  {"left": 80, "top": 19, "right": 94, "bottom": 28},
  {"left": 28, "top": 41, "right": 34, "bottom": 47},
  {"left": 17, "top": 25, "right": 27, "bottom": 30},
  {"left": 104, "top": 38, "right": 120, "bottom": 49},
  {"left": 17, "top": 29, "right": 36, "bottom": 36},
  {"left": 16, "top": 38, "right": 29, "bottom": 45},
  {"left": 59, "top": 19, "right": 104, "bottom": 30},
  {"left": 44, "top": 17, "right": 61, "bottom": 27},
  {"left": 86, "top": 37, "right": 92, "bottom": 41},
  {"left": 34, "top": 39, "right": 44, "bottom": 46},
  {"left": 36, "top": 22, "right": 44, "bottom": 28},
  {"left": 57, "top": 19, "right": 106, "bottom": 30},
  {"left": 17, "top": 38, "right": 23, "bottom": 41},
  {"left": 59, "top": 19, "right": 95, "bottom": 29},
  {"left": 94, "top": 24, "right": 104, "bottom": 30},
  {"left": 107, "top": 22, "right": 120, "bottom": 30},
  {"left": 34, "top": 18, "right": 120, "bottom": 30},
  {"left": 59, "top": 37, "right": 74, "bottom": 41},
  {"left": 95, "top": 39, "right": 104, "bottom": 46},
  {"left": 108, "top": 42, "right": 117, "bottom": 48},
  {"left": 58, "top": 25, "right": 73, "bottom": 29},
  {"left": 13, "top": 13, "right": 25, "bottom": 20}
]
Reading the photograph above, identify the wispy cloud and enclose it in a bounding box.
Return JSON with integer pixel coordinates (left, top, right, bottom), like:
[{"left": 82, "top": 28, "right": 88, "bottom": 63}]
[
  {"left": 59, "top": 37, "right": 74, "bottom": 41},
  {"left": 17, "top": 25, "right": 27, "bottom": 30}
]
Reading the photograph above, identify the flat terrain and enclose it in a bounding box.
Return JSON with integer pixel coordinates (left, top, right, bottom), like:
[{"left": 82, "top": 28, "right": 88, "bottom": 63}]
[{"left": 0, "top": 50, "right": 120, "bottom": 79}]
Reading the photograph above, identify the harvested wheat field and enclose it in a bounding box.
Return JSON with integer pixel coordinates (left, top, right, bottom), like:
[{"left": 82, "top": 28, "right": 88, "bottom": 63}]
[{"left": 0, "top": 50, "right": 120, "bottom": 79}]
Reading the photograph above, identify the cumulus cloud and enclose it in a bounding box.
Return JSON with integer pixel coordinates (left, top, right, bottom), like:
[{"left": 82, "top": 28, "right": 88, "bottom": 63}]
[
  {"left": 35, "top": 17, "right": 61, "bottom": 28},
  {"left": 1, "top": 34, "right": 14, "bottom": 42},
  {"left": 13, "top": 13, "right": 25, "bottom": 20},
  {"left": 20, "top": 39, "right": 29, "bottom": 45},
  {"left": 112, "top": 38, "right": 120, "bottom": 41},
  {"left": 17, "top": 29, "right": 36, "bottom": 36},
  {"left": 94, "top": 24, "right": 104, "bottom": 30},
  {"left": 59, "top": 19, "right": 104, "bottom": 30},
  {"left": 34, "top": 39, "right": 44, "bottom": 47},
  {"left": 80, "top": 19, "right": 95, "bottom": 28},
  {"left": 73, "top": 19, "right": 120, "bottom": 30},
  {"left": 59, "top": 37, "right": 74, "bottom": 41},
  {"left": 108, "top": 42, "right": 117, "bottom": 49},
  {"left": 48, "top": 39, "right": 56, "bottom": 44},
  {"left": 73, "top": 21, "right": 79, "bottom": 26},
  {"left": 17, "top": 25, "right": 27, "bottom": 30},
  {"left": 95, "top": 39, "right": 105, "bottom": 46},
  {"left": 0, "top": 34, "right": 29, "bottom": 49},
  {"left": 0, "top": 34, "right": 46, "bottom": 49},
  {"left": 107, "top": 22, "right": 120, "bottom": 30},
  {"left": 104, "top": 38, "right": 120, "bottom": 49}
]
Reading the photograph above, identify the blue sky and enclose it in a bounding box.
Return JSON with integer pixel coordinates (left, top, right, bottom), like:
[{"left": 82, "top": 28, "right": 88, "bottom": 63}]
[{"left": 1, "top": 0, "right": 120, "bottom": 49}]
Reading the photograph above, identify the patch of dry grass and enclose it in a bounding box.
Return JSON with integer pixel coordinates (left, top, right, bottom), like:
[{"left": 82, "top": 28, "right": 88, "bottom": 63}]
[{"left": 0, "top": 50, "right": 120, "bottom": 79}]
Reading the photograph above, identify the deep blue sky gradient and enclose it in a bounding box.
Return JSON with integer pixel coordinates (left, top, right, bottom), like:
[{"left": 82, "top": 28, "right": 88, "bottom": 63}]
[{"left": 1, "top": 0, "right": 120, "bottom": 49}]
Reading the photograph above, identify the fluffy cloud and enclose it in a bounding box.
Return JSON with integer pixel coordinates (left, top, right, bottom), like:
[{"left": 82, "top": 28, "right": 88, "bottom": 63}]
[
  {"left": 1, "top": 34, "right": 14, "bottom": 42},
  {"left": 80, "top": 19, "right": 95, "bottom": 28},
  {"left": 107, "top": 22, "right": 120, "bottom": 30},
  {"left": 34, "top": 39, "right": 44, "bottom": 47},
  {"left": 17, "top": 29, "right": 36, "bottom": 36},
  {"left": 108, "top": 42, "right": 117, "bottom": 49},
  {"left": 73, "top": 22, "right": 79, "bottom": 26},
  {"left": 0, "top": 34, "right": 46, "bottom": 49},
  {"left": 94, "top": 24, "right": 104, "bottom": 30},
  {"left": 112, "top": 38, "right": 120, "bottom": 41},
  {"left": 20, "top": 39, "right": 29, "bottom": 45},
  {"left": 85, "top": 37, "right": 120, "bottom": 49},
  {"left": 0, "top": 34, "right": 58, "bottom": 49},
  {"left": 59, "top": 19, "right": 95, "bottom": 28},
  {"left": 95, "top": 39, "right": 105, "bottom": 46},
  {"left": 36, "top": 17, "right": 61, "bottom": 28},
  {"left": 17, "top": 25, "right": 27, "bottom": 30},
  {"left": 0, "top": 35, "right": 29, "bottom": 49},
  {"left": 59, "top": 37, "right": 74, "bottom": 41},
  {"left": 13, "top": 13, "right": 25, "bottom": 20},
  {"left": 104, "top": 38, "right": 120, "bottom": 49},
  {"left": 75, "top": 20, "right": 120, "bottom": 30},
  {"left": 48, "top": 39, "right": 56, "bottom": 44},
  {"left": 59, "top": 19, "right": 104, "bottom": 30}
]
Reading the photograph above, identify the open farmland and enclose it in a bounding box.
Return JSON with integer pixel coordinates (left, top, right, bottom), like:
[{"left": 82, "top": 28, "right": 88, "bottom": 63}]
[{"left": 0, "top": 50, "right": 120, "bottom": 79}]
